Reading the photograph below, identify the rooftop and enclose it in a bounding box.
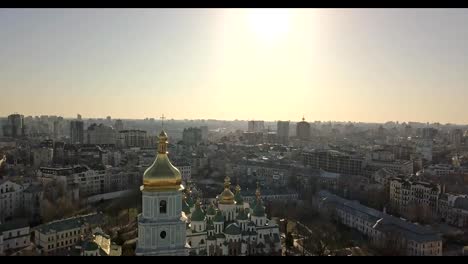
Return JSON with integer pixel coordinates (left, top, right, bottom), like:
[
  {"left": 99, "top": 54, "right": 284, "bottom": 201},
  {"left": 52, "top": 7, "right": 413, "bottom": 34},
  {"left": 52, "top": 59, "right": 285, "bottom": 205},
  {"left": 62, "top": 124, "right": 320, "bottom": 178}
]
[
  {"left": 35, "top": 213, "right": 104, "bottom": 234},
  {"left": 0, "top": 218, "right": 29, "bottom": 233},
  {"left": 318, "top": 191, "right": 441, "bottom": 243}
]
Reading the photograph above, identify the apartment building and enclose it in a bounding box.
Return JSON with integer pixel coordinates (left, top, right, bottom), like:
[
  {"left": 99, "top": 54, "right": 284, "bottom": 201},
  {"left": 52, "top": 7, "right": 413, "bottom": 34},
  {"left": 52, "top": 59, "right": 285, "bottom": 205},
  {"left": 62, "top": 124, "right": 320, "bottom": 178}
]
[
  {"left": 389, "top": 177, "right": 441, "bottom": 219},
  {"left": 316, "top": 191, "right": 442, "bottom": 256}
]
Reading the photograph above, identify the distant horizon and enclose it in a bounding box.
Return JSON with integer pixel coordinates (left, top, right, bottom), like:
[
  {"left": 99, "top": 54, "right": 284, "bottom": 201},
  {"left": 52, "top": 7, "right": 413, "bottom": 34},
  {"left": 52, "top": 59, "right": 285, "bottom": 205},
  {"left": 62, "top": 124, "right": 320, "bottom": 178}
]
[
  {"left": 2, "top": 113, "right": 468, "bottom": 126},
  {"left": 2, "top": 9, "right": 468, "bottom": 124}
]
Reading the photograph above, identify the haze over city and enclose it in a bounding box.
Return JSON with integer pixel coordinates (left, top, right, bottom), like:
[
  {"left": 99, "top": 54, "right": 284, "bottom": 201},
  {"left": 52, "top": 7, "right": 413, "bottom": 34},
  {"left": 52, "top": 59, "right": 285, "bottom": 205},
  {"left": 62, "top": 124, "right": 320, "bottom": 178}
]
[
  {"left": 2, "top": 8, "right": 468, "bottom": 123},
  {"left": 4, "top": 8, "right": 468, "bottom": 257}
]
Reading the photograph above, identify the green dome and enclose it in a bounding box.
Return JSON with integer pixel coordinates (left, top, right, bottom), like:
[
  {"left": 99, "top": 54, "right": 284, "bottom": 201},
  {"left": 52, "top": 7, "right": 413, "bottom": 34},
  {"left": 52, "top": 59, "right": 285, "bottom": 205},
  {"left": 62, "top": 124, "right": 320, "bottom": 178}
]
[
  {"left": 186, "top": 195, "right": 195, "bottom": 208},
  {"left": 236, "top": 208, "right": 248, "bottom": 221},
  {"left": 182, "top": 199, "right": 191, "bottom": 215},
  {"left": 206, "top": 203, "right": 216, "bottom": 216},
  {"left": 191, "top": 202, "right": 206, "bottom": 222},
  {"left": 249, "top": 200, "right": 257, "bottom": 211},
  {"left": 234, "top": 185, "right": 244, "bottom": 204},
  {"left": 215, "top": 233, "right": 226, "bottom": 239},
  {"left": 252, "top": 199, "right": 265, "bottom": 217},
  {"left": 213, "top": 210, "right": 224, "bottom": 222}
]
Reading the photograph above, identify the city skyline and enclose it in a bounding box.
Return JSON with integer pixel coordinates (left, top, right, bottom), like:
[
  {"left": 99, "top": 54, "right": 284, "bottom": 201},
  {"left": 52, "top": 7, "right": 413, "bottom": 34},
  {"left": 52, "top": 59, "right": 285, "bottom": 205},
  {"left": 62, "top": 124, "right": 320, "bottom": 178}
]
[
  {"left": 2, "top": 113, "right": 467, "bottom": 126},
  {"left": 2, "top": 9, "right": 468, "bottom": 123}
]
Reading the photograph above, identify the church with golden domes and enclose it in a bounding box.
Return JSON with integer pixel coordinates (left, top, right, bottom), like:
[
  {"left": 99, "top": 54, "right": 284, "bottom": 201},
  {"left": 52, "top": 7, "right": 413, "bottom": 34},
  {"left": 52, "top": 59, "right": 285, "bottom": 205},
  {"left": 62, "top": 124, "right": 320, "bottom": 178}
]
[{"left": 136, "top": 131, "right": 281, "bottom": 256}]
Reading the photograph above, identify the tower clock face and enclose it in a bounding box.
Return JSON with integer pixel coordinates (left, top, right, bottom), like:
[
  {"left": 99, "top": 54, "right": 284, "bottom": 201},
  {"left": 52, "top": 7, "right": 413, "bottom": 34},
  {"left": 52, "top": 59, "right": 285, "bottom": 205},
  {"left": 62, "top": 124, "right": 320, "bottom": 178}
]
[{"left": 160, "top": 231, "right": 167, "bottom": 239}]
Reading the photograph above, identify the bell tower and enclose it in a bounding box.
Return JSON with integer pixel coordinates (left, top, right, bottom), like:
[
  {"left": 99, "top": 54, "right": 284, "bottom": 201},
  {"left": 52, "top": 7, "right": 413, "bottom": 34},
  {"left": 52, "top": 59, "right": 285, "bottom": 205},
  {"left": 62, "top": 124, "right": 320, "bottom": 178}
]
[{"left": 135, "top": 130, "right": 189, "bottom": 256}]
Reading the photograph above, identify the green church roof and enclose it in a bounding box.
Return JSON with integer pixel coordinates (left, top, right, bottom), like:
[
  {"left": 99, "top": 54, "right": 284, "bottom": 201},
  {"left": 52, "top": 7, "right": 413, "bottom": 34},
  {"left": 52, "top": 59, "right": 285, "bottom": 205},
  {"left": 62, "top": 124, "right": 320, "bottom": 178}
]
[
  {"left": 213, "top": 210, "right": 224, "bottom": 222},
  {"left": 182, "top": 199, "right": 191, "bottom": 215},
  {"left": 191, "top": 202, "right": 206, "bottom": 222},
  {"left": 206, "top": 203, "right": 216, "bottom": 216},
  {"left": 186, "top": 196, "right": 195, "bottom": 208},
  {"left": 236, "top": 208, "right": 248, "bottom": 221},
  {"left": 252, "top": 199, "right": 266, "bottom": 217},
  {"left": 234, "top": 185, "right": 244, "bottom": 204},
  {"left": 224, "top": 223, "right": 241, "bottom": 235}
]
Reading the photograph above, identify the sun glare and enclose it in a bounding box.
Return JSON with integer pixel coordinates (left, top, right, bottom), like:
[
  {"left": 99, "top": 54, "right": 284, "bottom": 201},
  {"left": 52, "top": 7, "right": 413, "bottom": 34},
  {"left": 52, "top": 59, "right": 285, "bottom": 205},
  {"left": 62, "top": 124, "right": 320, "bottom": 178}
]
[{"left": 247, "top": 9, "right": 291, "bottom": 42}]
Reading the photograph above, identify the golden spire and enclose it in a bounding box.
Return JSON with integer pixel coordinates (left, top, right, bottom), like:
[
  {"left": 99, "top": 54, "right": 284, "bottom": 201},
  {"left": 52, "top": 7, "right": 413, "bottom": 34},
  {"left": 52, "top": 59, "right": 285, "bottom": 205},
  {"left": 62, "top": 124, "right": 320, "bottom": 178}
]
[
  {"left": 158, "top": 130, "right": 168, "bottom": 154},
  {"left": 235, "top": 184, "right": 241, "bottom": 193},
  {"left": 255, "top": 181, "right": 261, "bottom": 199},
  {"left": 142, "top": 130, "right": 182, "bottom": 191},
  {"left": 219, "top": 175, "right": 235, "bottom": 205},
  {"left": 224, "top": 175, "right": 231, "bottom": 189}
]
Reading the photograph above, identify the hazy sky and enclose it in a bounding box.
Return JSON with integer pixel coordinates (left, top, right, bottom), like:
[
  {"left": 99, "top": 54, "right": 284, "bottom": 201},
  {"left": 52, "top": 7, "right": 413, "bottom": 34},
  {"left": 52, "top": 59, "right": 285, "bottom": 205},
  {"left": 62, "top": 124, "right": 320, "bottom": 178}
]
[{"left": 1, "top": 8, "right": 468, "bottom": 123}]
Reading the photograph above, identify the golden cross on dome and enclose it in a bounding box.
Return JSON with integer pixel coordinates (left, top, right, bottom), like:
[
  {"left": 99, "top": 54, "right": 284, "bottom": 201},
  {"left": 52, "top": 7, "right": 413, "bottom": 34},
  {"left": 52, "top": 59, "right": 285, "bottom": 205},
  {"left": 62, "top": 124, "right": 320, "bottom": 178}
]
[{"left": 160, "top": 114, "right": 166, "bottom": 129}]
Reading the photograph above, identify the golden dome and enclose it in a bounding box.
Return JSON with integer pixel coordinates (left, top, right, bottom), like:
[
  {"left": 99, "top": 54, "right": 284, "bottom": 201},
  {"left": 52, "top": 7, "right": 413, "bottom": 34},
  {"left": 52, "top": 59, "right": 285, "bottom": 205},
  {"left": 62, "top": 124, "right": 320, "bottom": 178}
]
[
  {"left": 142, "top": 130, "right": 182, "bottom": 191},
  {"left": 218, "top": 176, "right": 235, "bottom": 205}
]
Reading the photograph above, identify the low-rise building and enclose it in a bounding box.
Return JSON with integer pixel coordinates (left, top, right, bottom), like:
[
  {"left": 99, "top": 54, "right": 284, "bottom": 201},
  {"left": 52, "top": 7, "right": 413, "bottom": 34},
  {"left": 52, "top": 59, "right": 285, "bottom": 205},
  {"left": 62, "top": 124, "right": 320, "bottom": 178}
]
[
  {"left": 34, "top": 213, "right": 104, "bottom": 255},
  {"left": 316, "top": 191, "right": 442, "bottom": 256},
  {"left": 366, "top": 159, "right": 413, "bottom": 175},
  {"left": 424, "top": 164, "right": 456, "bottom": 177},
  {"left": 39, "top": 165, "right": 105, "bottom": 197},
  {"left": 302, "top": 149, "right": 364, "bottom": 176},
  {"left": 0, "top": 219, "right": 30, "bottom": 255}
]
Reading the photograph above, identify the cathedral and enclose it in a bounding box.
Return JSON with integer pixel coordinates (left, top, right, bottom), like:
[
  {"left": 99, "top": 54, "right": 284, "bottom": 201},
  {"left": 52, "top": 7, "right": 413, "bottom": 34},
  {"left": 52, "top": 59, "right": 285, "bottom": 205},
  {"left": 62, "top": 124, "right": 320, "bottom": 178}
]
[{"left": 136, "top": 131, "right": 282, "bottom": 256}]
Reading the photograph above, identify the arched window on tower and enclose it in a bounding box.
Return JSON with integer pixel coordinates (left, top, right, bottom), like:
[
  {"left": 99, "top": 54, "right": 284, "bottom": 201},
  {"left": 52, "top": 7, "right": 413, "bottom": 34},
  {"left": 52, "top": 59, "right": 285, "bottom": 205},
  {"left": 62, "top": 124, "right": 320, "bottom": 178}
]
[{"left": 160, "top": 200, "right": 167, "bottom": 214}]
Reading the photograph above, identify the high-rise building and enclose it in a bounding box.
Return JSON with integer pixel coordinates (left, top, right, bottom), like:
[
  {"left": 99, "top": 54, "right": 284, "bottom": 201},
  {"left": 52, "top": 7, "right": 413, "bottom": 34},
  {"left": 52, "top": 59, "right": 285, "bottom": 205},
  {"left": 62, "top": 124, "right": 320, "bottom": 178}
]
[
  {"left": 182, "top": 127, "right": 202, "bottom": 145},
  {"left": 114, "top": 119, "right": 124, "bottom": 132},
  {"left": 302, "top": 149, "right": 364, "bottom": 176},
  {"left": 200, "top": 126, "right": 208, "bottom": 142},
  {"left": 136, "top": 131, "right": 188, "bottom": 256},
  {"left": 53, "top": 119, "right": 63, "bottom": 140},
  {"left": 2, "top": 114, "right": 24, "bottom": 138},
  {"left": 450, "top": 128, "right": 463, "bottom": 147},
  {"left": 70, "top": 120, "right": 84, "bottom": 144},
  {"left": 118, "top": 129, "right": 147, "bottom": 147},
  {"left": 77, "top": 114, "right": 82, "bottom": 120},
  {"left": 296, "top": 117, "right": 310, "bottom": 141},
  {"left": 421, "top": 127, "right": 437, "bottom": 140},
  {"left": 276, "top": 121, "right": 290, "bottom": 145},
  {"left": 247, "top": 120, "right": 265, "bottom": 133},
  {"left": 85, "top": 123, "right": 116, "bottom": 145}
]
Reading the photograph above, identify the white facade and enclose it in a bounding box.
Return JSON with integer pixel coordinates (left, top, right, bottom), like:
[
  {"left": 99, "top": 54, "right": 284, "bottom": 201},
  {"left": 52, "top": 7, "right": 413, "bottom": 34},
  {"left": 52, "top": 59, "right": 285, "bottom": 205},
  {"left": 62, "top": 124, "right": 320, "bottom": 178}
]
[
  {"left": 1, "top": 227, "right": 30, "bottom": 253},
  {"left": 0, "top": 220, "right": 30, "bottom": 255},
  {"left": 136, "top": 189, "right": 188, "bottom": 256},
  {"left": 0, "top": 180, "right": 24, "bottom": 222}
]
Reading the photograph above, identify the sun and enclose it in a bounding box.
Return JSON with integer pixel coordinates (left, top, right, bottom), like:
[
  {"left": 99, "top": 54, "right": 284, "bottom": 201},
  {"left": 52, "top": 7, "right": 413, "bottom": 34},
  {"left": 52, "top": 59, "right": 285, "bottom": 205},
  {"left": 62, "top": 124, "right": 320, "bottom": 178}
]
[{"left": 247, "top": 9, "right": 291, "bottom": 42}]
